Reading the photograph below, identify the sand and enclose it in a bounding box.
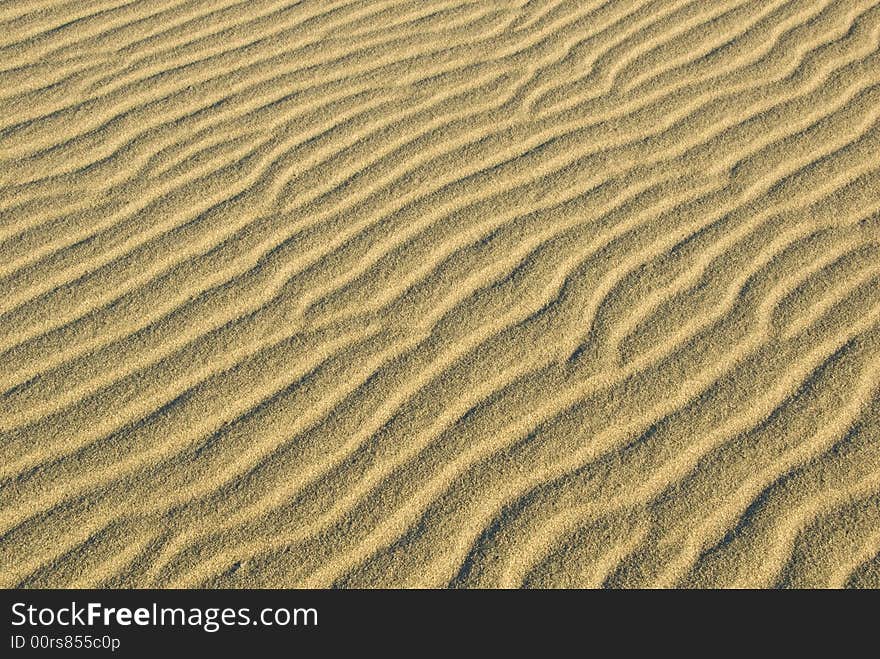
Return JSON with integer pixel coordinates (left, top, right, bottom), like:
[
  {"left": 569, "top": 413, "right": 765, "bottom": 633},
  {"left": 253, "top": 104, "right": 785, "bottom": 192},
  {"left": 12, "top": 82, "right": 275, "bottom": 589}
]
[{"left": 1, "top": 0, "right": 879, "bottom": 589}]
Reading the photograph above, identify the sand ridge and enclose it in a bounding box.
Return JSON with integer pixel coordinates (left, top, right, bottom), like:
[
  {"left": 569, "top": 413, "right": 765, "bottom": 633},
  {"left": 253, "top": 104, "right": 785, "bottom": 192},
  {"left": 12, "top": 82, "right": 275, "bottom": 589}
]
[{"left": 1, "top": 0, "right": 879, "bottom": 588}]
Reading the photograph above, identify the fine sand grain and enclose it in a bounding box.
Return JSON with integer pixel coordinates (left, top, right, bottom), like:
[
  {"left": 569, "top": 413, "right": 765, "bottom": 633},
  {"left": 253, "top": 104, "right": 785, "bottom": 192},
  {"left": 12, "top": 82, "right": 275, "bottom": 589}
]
[{"left": 1, "top": 0, "right": 880, "bottom": 588}]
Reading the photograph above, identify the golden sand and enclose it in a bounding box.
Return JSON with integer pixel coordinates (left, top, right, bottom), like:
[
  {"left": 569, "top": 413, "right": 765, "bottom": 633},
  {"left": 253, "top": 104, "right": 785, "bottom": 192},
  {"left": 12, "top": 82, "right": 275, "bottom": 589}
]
[{"left": 1, "top": 0, "right": 879, "bottom": 588}]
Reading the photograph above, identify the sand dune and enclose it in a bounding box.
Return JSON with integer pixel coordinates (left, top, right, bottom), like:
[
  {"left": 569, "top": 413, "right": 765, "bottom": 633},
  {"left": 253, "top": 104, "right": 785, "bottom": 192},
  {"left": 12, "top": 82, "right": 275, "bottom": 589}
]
[{"left": 1, "top": 0, "right": 879, "bottom": 588}]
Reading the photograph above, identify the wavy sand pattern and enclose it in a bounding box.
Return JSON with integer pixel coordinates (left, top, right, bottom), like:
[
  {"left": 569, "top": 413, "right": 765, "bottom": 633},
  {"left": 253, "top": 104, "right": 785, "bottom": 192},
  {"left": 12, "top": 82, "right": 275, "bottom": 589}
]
[{"left": 1, "top": 0, "right": 879, "bottom": 589}]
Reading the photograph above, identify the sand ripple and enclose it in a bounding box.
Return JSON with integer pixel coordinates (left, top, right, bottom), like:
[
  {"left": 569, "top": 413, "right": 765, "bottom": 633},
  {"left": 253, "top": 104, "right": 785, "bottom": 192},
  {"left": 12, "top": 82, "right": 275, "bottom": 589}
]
[{"left": 1, "top": 0, "right": 879, "bottom": 588}]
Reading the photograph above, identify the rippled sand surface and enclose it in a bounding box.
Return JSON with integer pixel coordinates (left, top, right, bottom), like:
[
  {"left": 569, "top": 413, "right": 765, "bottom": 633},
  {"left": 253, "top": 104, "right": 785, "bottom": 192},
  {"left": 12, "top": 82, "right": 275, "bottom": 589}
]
[{"left": 2, "top": 0, "right": 880, "bottom": 588}]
